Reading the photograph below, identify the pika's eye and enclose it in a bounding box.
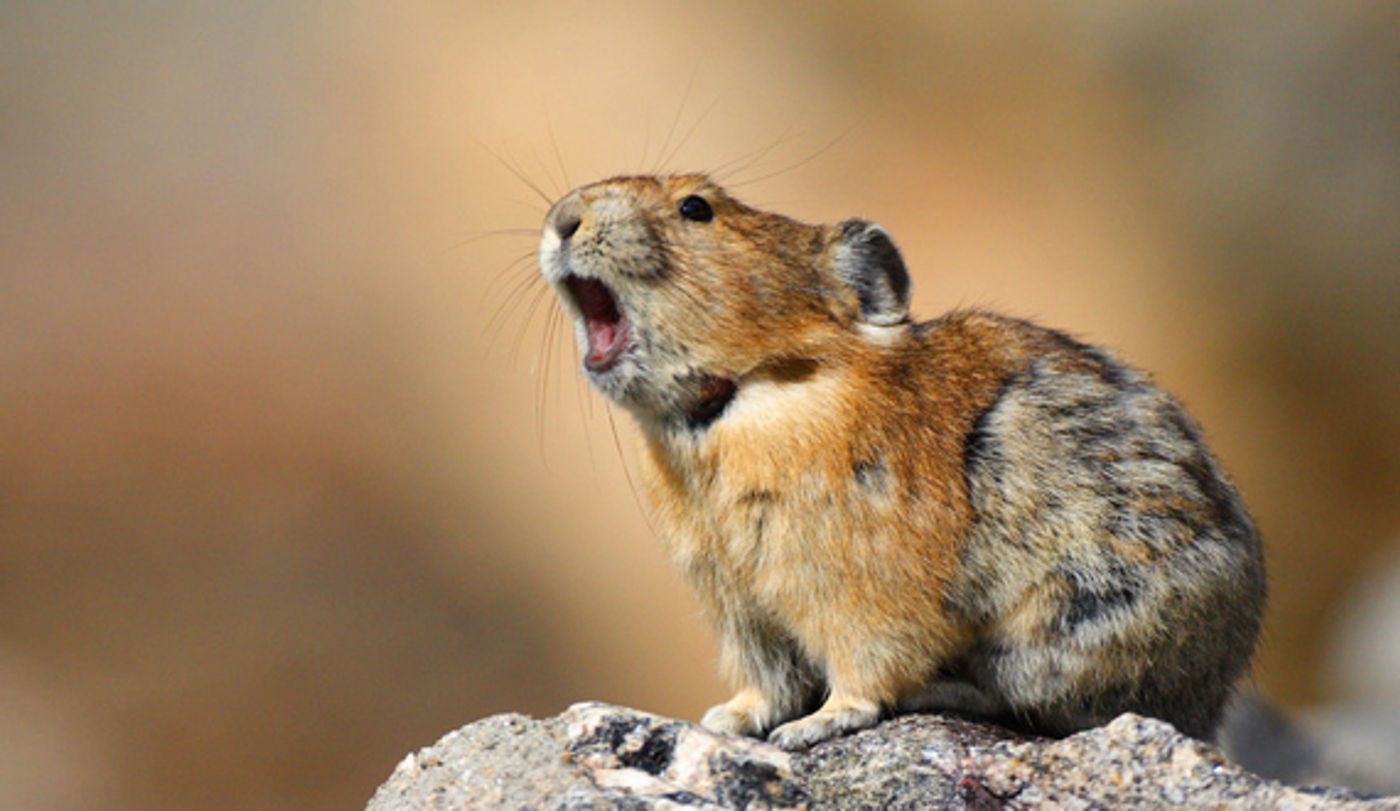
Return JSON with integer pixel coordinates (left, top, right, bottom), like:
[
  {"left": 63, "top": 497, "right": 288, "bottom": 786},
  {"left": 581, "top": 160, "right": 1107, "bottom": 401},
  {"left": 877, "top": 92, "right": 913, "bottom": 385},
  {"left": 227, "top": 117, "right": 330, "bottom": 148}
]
[{"left": 678, "top": 195, "right": 713, "bottom": 222}]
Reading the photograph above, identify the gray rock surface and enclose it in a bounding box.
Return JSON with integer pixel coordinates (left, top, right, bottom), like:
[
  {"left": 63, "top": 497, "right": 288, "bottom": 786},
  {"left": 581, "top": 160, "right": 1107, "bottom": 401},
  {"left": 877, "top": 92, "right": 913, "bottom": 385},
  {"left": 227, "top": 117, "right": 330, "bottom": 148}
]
[{"left": 367, "top": 703, "right": 1398, "bottom": 809}]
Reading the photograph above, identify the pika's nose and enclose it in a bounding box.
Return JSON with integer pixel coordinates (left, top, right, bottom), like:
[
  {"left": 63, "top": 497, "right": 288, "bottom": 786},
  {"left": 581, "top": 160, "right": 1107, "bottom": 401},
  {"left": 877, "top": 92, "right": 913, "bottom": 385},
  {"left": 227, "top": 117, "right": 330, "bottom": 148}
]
[{"left": 546, "top": 190, "right": 584, "bottom": 241}]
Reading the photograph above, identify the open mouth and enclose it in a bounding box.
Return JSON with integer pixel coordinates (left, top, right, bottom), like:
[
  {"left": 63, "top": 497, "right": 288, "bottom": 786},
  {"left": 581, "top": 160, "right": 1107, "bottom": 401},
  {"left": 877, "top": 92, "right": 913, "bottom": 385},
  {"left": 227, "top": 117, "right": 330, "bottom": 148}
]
[{"left": 564, "top": 275, "right": 630, "bottom": 373}]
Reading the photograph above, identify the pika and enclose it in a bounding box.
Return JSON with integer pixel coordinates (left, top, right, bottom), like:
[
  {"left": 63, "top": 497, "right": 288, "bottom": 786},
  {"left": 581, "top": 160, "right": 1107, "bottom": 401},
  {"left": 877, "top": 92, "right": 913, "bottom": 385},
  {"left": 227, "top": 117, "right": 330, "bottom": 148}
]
[{"left": 537, "top": 174, "right": 1266, "bottom": 750}]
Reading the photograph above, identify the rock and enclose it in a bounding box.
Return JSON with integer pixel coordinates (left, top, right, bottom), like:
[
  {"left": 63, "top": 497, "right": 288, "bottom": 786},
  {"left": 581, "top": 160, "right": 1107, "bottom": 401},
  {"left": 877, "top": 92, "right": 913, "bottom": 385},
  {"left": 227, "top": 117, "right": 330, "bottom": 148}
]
[{"left": 367, "top": 703, "right": 1397, "bottom": 810}]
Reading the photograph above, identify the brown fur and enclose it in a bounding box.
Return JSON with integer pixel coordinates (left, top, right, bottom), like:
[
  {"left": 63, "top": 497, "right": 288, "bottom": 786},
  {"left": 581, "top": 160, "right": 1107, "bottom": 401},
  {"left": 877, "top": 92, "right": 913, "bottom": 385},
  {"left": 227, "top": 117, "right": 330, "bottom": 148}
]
[{"left": 537, "top": 174, "right": 1266, "bottom": 749}]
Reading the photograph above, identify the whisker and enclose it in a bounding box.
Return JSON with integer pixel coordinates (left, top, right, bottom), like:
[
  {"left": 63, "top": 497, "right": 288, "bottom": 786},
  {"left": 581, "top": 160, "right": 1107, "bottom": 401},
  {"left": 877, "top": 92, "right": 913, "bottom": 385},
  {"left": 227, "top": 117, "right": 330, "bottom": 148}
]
[
  {"left": 546, "top": 309, "right": 568, "bottom": 428},
  {"left": 547, "top": 304, "right": 567, "bottom": 420},
  {"left": 508, "top": 198, "right": 548, "bottom": 217},
  {"left": 531, "top": 335, "right": 552, "bottom": 470},
  {"left": 480, "top": 258, "right": 538, "bottom": 320},
  {"left": 481, "top": 257, "right": 541, "bottom": 341},
  {"left": 637, "top": 109, "right": 654, "bottom": 173},
  {"left": 440, "top": 230, "right": 534, "bottom": 283},
  {"left": 475, "top": 136, "right": 555, "bottom": 208},
  {"left": 545, "top": 110, "right": 572, "bottom": 191},
  {"left": 727, "top": 127, "right": 852, "bottom": 189},
  {"left": 653, "top": 67, "right": 698, "bottom": 175},
  {"left": 710, "top": 121, "right": 800, "bottom": 181},
  {"left": 606, "top": 402, "right": 656, "bottom": 535},
  {"left": 529, "top": 143, "right": 563, "bottom": 199},
  {"left": 481, "top": 273, "right": 540, "bottom": 349},
  {"left": 450, "top": 229, "right": 538, "bottom": 253},
  {"left": 547, "top": 302, "right": 567, "bottom": 415},
  {"left": 511, "top": 282, "right": 554, "bottom": 367},
  {"left": 536, "top": 299, "right": 561, "bottom": 460},
  {"left": 489, "top": 272, "right": 543, "bottom": 356},
  {"left": 566, "top": 328, "right": 601, "bottom": 482},
  {"left": 658, "top": 94, "right": 721, "bottom": 173}
]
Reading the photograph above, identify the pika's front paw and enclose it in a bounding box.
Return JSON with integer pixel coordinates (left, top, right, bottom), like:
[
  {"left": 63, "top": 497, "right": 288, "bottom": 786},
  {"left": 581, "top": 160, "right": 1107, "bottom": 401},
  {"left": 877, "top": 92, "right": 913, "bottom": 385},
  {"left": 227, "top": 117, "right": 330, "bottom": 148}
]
[
  {"left": 700, "top": 690, "right": 772, "bottom": 738},
  {"left": 767, "top": 702, "right": 880, "bottom": 750},
  {"left": 701, "top": 704, "right": 760, "bottom": 737}
]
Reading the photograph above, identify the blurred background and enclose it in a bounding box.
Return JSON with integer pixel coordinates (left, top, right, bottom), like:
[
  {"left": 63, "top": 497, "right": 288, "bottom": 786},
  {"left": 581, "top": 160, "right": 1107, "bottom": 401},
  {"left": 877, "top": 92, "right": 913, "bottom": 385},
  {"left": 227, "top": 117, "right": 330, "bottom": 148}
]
[{"left": 3, "top": 2, "right": 1398, "bottom": 808}]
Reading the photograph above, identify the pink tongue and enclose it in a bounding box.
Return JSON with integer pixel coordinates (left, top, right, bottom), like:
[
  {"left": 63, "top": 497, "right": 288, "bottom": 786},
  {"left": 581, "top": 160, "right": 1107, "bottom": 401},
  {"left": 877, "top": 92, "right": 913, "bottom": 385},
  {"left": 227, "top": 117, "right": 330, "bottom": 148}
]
[
  {"left": 566, "top": 275, "right": 626, "bottom": 371},
  {"left": 587, "top": 319, "right": 619, "bottom": 360}
]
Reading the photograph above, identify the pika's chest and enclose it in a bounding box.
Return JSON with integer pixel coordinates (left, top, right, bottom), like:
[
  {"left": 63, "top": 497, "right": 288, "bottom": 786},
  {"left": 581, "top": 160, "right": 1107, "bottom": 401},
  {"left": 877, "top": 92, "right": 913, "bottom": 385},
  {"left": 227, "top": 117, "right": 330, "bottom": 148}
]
[
  {"left": 648, "top": 451, "right": 867, "bottom": 600},
  {"left": 644, "top": 375, "right": 848, "bottom": 549},
  {"left": 640, "top": 371, "right": 953, "bottom": 599}
]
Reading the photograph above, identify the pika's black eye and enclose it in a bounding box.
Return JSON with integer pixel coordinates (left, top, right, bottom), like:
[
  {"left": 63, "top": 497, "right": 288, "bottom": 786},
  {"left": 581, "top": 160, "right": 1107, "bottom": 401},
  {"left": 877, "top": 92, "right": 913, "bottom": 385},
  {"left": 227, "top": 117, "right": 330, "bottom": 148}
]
[{"left": 678, "top": 195, "right": 713, "bottom": 222}]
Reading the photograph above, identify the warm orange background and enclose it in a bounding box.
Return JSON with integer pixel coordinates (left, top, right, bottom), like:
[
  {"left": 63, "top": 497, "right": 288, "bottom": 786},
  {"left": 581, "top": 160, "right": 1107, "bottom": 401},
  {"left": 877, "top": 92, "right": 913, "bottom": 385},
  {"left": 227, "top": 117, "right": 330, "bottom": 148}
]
[{"left": 3, "top": 4, "right": 1398, "bottom": 809}]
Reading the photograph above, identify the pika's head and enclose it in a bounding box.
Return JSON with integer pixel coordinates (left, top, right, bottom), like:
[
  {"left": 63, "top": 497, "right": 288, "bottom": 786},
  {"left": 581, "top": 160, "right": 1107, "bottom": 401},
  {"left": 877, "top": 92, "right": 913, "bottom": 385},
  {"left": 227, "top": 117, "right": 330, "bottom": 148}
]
[{"left": 538, "top": 174, "right": 909, "bottom": 429}]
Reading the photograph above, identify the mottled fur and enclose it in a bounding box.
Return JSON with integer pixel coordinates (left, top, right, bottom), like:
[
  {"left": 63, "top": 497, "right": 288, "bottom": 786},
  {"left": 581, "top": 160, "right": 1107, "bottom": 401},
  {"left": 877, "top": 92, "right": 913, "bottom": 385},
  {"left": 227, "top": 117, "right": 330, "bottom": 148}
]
[{"left": 537, "top": 174, "right": 1266, "bottom": 750}]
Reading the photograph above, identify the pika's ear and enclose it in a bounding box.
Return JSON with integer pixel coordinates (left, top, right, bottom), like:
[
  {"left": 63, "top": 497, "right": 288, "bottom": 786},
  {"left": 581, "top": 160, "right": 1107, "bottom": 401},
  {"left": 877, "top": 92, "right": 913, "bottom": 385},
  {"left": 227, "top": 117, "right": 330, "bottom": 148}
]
[{"left": 833, "top": 220, "right": 910, "bottom": 326}]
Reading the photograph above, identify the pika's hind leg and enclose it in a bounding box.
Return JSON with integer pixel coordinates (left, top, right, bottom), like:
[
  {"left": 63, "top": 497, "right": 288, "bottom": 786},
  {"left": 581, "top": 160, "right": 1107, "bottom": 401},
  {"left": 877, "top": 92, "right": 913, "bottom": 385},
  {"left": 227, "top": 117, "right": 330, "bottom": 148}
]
[
  {"left": 897, "top": 679, "right": 1008, "bottom": 720},
  {"left": 699, "top": 610, "right": 819, "bottom": 739}
]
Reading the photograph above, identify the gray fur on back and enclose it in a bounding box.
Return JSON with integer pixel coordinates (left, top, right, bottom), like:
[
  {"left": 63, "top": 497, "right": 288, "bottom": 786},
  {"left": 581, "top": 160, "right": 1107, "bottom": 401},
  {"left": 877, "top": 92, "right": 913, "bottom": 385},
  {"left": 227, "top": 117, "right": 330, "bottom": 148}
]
[{"left": 945, "top": 324, "right": 1266, "bottom": 739}]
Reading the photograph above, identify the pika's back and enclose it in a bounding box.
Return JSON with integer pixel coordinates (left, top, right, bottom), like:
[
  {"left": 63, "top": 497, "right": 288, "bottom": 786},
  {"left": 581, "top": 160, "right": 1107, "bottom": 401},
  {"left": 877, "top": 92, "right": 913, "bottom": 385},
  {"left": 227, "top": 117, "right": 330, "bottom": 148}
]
[{"left": 934, "top": 315, "right": 1266, "bottom": 738}]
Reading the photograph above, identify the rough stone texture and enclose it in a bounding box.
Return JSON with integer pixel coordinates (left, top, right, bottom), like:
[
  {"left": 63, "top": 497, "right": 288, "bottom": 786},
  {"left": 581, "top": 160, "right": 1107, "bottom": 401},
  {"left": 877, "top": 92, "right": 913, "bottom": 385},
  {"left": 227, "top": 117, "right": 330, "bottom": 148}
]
[{"left": 367, "top": 703, "right": 1398, "bottom": 810}]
